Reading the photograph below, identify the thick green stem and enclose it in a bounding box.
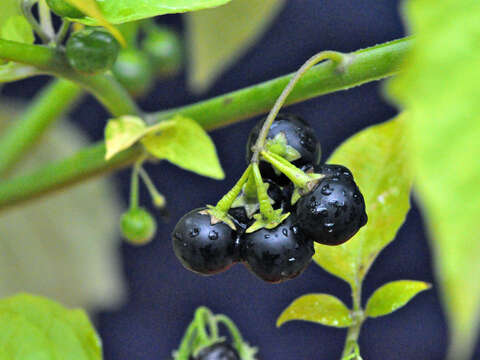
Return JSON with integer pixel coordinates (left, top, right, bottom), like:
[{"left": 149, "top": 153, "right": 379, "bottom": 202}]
[
  {"left": 0, "top": 38, "right": 412, "bottom": 211},
  {"left": 215, "top": 315, "right": 246, "bottom": 357},
  {"left": 0, "top": 79, "right": 83, "bottom": 175},
  {"left": 341, "top": 284, "right": 364, "bottom": 359},
  {"left": 0, "top": 39, "right": 139, "bottom": 116},
  {"left": 260, "top": 151, "right": 313, "bottom": 188},
  {"left": 215, "top": 165, "right": 251, "bottom": 212}
]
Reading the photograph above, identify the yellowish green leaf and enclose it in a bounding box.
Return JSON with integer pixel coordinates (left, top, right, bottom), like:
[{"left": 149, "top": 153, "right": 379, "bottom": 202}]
[
  {"left": 0, "top": 293, "right": 101, "bottom": 359},
  {"left": 0, "top": 1, "right": 34, "bottom": 43},
  {"left": 142, "top": 115, "right": 224, "bottom": 179},
  {"left": 277, "top": 294, "right": 352, "bottom": 328},
  {"left": 365, "top": 280, "right": 431, "bottom": 318},
  {"left": 185, "top": 0, "right": 285, "bottom": 92},
  {"left": 387, "top": 1, "right": 480, "bottom": 358},
  {"left": 313, "top": 116, "right": 413, "bottom": 287},
  {"left": 64, "top": 0, "right": 125, "bottom": 46},
  {"left": 71, "top": 0, "right": 232, "bottom": 25},
  {"left": 104, "top": 115, "right": 146, "bottom": 160}
]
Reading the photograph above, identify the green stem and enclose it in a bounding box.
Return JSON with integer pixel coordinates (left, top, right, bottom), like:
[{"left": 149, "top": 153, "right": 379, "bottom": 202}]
[
  {"left": 260, "top": 151, "right": 313, "bottom": 188},
  {"left": 138, "top": 167, "right": 166, "bottom": 208},
  {"left": 215, "top": 315, "right": 246, "bottom": 358},
  {"left": 176, "top": 321, "right": 198, "bottom": 360},
  {"left": 129, "top": 160, "right": 141, "bottom": 210},
  {"left": 0, "top": 39, "right": 139, "bottom": 116},
  {"left": 0, "top": 79, "right": 83, "bottom": 175},
  {"left": 56, "top": 20, "right": 71, "bottom": 45},
  {"left": 341, "top": 284, "right": 364, "bottom": 359},
  {"left": 215, "top": 165, "right": 252, "bottom": 212},
  {"left": 251, "top": 51, "right": 345, "bottom": 163},
  {"left": 0, "top": 38, "right": 412, "bottom": 211},
  {"left": 252, "top": 163, "right": 274, "bottom": 220},
  {"left": 21, "top": 0, "right": 50, "bottom": 43}
]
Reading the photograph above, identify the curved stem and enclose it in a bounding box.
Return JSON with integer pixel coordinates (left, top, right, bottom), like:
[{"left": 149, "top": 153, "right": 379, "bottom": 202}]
[
  {"left": 260, "top": 151, "right": 313, "bottom": 188},
  {"left": 0, "top": 38, "right": 412, "bottom": 211},
  {"left": 176, "top": 321, "right": 198, "bottom": 360},
  {"left": 138, "top": 166, "right": 166, "bottom": 208},
  {"left": 129, "top": 160, "right": 142, "bottom": 210},
  {"left": 0, "top": 39, "right": 139, "bottom": 116},
  {"left": 215, "top": 165, "right": 252, "bottom": 212},
  {"left": 251, "top": 51, "right": 345, "bottom": 163},
  {"left": 21, "top": 0, "right": 50, "bottom": 43},
  {"left": 215, "top": 315, "right": 245, "bottom": 357},
  {"left": 0, "top": 79, "right": 83, "bottom": 175}
]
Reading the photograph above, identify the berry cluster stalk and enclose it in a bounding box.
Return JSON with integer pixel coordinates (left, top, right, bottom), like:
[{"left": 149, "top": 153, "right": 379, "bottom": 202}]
[{"left": 250, "top": 51, "right": 347, "bottom": 164}]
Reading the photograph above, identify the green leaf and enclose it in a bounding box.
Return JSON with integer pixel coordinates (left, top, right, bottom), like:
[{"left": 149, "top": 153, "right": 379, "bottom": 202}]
[
  {"left": 0, "top": 105, "right": 125, "bottom": 311},
  {"left": 365, "top": 280, "right": 431, "bottom": 318},
  {"left": 387, "top": 1, "right": 480, "bottom": 358},
  {"left": 0, "top": 0, "right": 34, "bottom": 43},
  {"left": 313, "top": 116, "right": 413, "bottom": 287},
  {"left": 72, "top": 0, "right": 232, "bottom": 25},
  {"left": 185, "top": 0, "right": 285, "bottom": 92},
  {"left": 277, "top": 294, "right": 352, "bottom": 328},
  {"left": 104, "top": 115, "right": 146, "bottom": 160},
  {"left": 0, "top": 293, "right": 101, "bottom": 359},
  {"left": 142, "top": 115, "right": 225, "bottom": 179}
]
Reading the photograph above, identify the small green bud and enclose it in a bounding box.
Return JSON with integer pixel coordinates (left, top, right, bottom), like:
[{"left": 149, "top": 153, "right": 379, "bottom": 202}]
[
  {"left": 112, "top": 49, "right": 154, "bottom": 97},
  {"left": 120, "top": 208, "right": 157, "bottom": 245}
]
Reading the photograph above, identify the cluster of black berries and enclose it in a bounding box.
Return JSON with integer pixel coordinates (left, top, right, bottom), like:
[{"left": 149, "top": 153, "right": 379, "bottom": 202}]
[{"left": 172, "top": 114, "right": 367, "bottom": 283}]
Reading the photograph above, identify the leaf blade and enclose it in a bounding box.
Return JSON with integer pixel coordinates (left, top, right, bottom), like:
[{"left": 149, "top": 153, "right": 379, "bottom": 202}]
[
  {"left": 186, "top": 0, "right": 285, "bottom": 92},
  {"left": 0, "top": 293, "right": 101, "bottom": 360},
  {"left": 104, "top": 115, "right": 146, "bottom": 160},
  {"left": 365, "top": 280, "right": 431, "bottom": 318},
  {"left": 0, "top": 1, "right": 34, "bottom": 44},
  {"left": 313, "top": 116, "right": 413, "bottom": 286},
  {"left": 141, "top": 115, "right": 225, "bottom": 180},
  {"left": 387, "top": 1, "right": 480, "bottom": 358},
  {"left": 277, "top": 294, "right": 352, "bottom": 328}
]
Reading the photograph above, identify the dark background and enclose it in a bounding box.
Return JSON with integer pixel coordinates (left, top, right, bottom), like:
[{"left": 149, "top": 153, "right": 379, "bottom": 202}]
[{"left": 4, "top": 0, "right": 479, "bottom": 359}]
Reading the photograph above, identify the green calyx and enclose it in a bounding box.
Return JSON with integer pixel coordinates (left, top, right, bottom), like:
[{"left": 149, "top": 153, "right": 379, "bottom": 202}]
[
  {"left": 200, "top": 206, "right": 236, "bottom": 231},
  {"left": 66, "top": 28, "right": 120, "bottom": 74},
  {"left": 120, "top": 207, "right": 157, "bottom": 245},
  {"left": 264, "top": 132, "right": 301, "bottom": 162}
]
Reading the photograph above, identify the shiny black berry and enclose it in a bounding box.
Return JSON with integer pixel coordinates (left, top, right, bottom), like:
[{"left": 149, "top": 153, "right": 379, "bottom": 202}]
[
  {"left": 295, "top": 168, "right": 367, "bottom": 245},
  {"left": 318, "top": 163, "right": 353, "bottom": 179},
  {"left": 194, "top": 342, "right": 240, "bottom": 360},
  {"left": 246, "top": 113, "right": 321, "bottom": 184},
  {"left": 172, "top": 208, "right": 239, "bottom": 275},
  {"left": 243, "top": 215, "right": 314, "bottom": 283}
]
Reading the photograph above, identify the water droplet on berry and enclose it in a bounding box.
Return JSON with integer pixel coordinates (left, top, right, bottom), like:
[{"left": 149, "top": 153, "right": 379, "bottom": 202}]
[
  {"left": 208, "top": 230, "right": 218, "bottom": 240},
  {"left": 288, "top": 257, "right": 296, "bottom": 263},
  {"left": 324, "top": 223, "right": 335, "bottom": 233},
  {"left": 189, "top": 228, "right": 199, "bottom": 237},
  {"left": 282, "top": 228, "right": 288, "bottom": 236},
  {"left": 264, "top": 234, "right": 270, "bottom": 239},
  {"left": 321, "top": 185, "right": 333, "bottom": 196}
]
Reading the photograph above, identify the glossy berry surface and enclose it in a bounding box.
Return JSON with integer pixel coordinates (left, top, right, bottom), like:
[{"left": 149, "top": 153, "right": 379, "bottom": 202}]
[
  {"left": 141, "top": 26, "right": 183, "bottom": 77},
  {"left": 112, "top": 49, "right": 154, "bottom": 97},
  {"left": 120, "top": 208, "right": 157, "bottom": 245},
  {"left": 243, "top": 215, "right": 314, "bottom": 283},
  {"left": 295, "top": 168, "right": 367, "bottom": 245},
  {"left": 193, "top": 342, "right": 240, "bottom": 360},
  {"left": 65, "top": 29, "right": 120, "bottom": 74},
  {"left": 246, "top": 113, "right": 321, "bottom": 184},
  {"left": 172, "top": 208, "right": 239, "bottom": 275},
  {"left": 46, "top": 0, "right": 83, "bottom": 18}
]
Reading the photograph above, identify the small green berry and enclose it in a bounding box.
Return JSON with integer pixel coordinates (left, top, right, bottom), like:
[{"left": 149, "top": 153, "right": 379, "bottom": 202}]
[
  {"left": 46, "top": 0, "right": 84, "bottom": 18},
  {"left": 141, "top": 26, "right": 183, "bottom": 77},
  {"left": 120, "top": 208, "right": 157, "bottom": 245},
  {"left": 66, "top": 29, "right": 120, "bottom": 74},
  {"left": 112, "top": 49, "right": 154, "bottom": 97}
]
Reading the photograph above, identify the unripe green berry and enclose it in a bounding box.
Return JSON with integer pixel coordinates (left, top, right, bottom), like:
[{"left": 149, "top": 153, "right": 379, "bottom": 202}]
[
  {"left": 112, "top": 49, "right": 154, "bottom": 97},
  {"left": 46, "top": 0, "right": 83, "bottom": 18},
  {"left": 120, "top": 208, "right": 157, "bottom": 245},
  {"left": 66, "top": 29, "right": 120, "bottom": 74},
  {"left": 141, "top": 26, "right": 183, "bottom": 77}
]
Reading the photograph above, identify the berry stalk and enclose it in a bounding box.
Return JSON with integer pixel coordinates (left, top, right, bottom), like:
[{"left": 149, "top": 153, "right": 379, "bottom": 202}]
[
  {"left": 215, "top": 165, "right": 252, "bottom": 212},
  {"left": 250, "top": 51, "right": 347, "bottom": 164},
  {"left": 251, "top": 163, "right": 275, "bottom": 221}
]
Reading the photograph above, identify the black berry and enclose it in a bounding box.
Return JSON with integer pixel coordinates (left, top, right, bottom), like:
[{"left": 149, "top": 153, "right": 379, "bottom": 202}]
[
  {"left": 172, "top": 208, "right": 239, "bottom": 275},
  {"left": 243, "top": 215, "right": 314, "bottom": 283},
  {"left": 295, "top": 166, "right": 367, "bottom": 245},
  {"left": 193, "top": 342, "right": 240, "bottom": 360},
  {"left": 246, "top": 113, "right": 321, "bottom": 185}
]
